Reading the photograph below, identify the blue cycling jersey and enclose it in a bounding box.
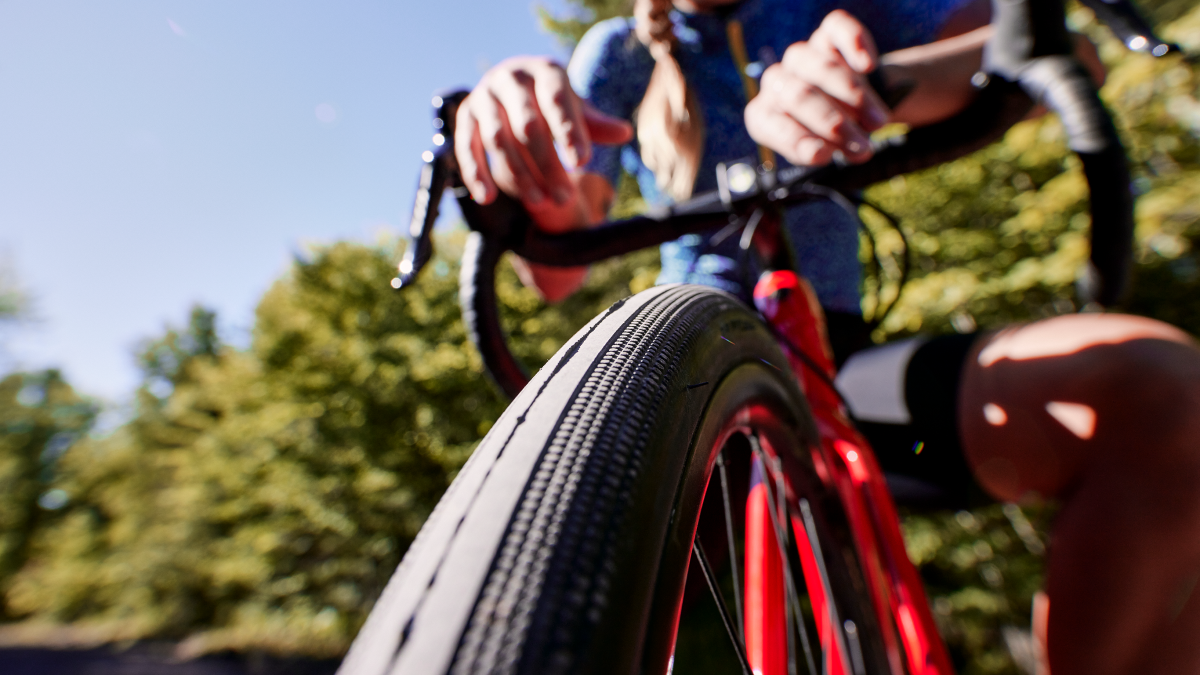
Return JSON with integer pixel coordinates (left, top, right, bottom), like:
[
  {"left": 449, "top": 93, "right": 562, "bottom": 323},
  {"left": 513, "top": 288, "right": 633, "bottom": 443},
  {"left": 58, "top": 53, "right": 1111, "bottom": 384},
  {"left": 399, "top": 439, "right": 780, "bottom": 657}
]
[{"left": 567, "top": 0, "right": 965, "bottom": 312}]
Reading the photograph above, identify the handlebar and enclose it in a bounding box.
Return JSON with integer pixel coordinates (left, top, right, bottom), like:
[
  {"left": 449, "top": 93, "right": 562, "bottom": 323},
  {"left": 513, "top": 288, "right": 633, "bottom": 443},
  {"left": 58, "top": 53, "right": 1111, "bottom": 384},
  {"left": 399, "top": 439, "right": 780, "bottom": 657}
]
[
  {"left": 1078, "top": 0, "right": 1181, "bottom": 57},
  {"left": 398, "top": 0, "right": 1172, "bottom": 399}
]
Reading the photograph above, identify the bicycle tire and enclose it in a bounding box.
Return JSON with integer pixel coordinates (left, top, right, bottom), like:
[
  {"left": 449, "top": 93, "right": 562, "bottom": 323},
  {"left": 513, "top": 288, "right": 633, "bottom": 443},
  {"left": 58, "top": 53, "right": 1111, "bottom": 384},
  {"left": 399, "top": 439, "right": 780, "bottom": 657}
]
[{"left": 338, "top": 284, "right": 888, "bottom": 675}]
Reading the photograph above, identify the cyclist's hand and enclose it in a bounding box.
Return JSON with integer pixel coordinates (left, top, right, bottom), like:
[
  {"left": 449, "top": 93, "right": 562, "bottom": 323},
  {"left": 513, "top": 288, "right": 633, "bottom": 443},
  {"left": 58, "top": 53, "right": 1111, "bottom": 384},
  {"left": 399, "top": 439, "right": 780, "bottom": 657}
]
[
  {"left": 455, "top": 56, "right": 633, "bottom": 219},
  {"left": 744, "top": 10, "right": 891, "bottom": 167}
]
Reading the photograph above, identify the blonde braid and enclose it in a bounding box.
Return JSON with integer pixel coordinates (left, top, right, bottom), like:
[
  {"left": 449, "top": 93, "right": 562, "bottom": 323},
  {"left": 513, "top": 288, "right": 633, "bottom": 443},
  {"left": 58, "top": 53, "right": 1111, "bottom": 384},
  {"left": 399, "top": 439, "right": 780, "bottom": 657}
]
[{"left": 634, "top": 0, "right": 704, "bottom": 201}]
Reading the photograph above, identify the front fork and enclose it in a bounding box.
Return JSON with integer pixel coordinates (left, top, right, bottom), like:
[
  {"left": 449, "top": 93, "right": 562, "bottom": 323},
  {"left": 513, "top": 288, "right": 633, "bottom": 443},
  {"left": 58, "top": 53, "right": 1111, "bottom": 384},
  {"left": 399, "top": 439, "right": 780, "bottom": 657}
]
[{"left": 749, "top": 270, "right": 955, "bottom": 675}]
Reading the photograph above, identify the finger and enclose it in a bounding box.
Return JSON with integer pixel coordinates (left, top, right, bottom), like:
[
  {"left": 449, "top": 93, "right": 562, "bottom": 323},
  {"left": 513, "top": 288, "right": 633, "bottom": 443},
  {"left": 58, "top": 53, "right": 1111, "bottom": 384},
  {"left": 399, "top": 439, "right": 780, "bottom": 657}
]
[
  {"left": 581, "top": 101, "right": 634, "bottom": 146},
  {"left": 780, "top": 41, "right": 890, "bottom": 130},
  {"left": 455, "top": 102, "right": 497, "bottom": 204},
  {"left": 530, "top": 62, "right": 592, "bottom": 169},
  {"left": 471, "top": 90, "right": 547, "bottom": 204},
  {"left": 809, "top": 10, "right": 889, "bottom": 129},
  {"left": 760, "top": 65, "right": 873, "bottom": 161},
  {"left": 811, "top": 9, "right": 879, "bottom": 73},
  {"left": 746, "top": 96, "right": 837, "bottom": 167},
  {"left": 490, "top": 67, "right": 573, "bottom": 204}
]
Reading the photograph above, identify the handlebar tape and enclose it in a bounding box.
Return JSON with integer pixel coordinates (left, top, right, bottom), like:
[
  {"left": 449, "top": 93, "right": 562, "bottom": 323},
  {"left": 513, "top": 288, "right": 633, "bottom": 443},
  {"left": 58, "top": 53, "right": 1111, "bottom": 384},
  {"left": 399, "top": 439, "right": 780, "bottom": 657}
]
[
  {"left": 985, "top": 0, "right": 1134, "bottom": 306},
  {"left": 1017, "top": 57, "right": 1134, "bottom": 306}
]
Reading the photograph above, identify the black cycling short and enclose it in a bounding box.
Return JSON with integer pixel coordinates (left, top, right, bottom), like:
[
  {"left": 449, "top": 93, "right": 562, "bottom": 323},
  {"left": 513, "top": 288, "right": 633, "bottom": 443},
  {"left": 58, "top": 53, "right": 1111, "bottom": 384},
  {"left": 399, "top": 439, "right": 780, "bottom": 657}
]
[{"left": 826, "top": 311, "right": 992, "bottom": 509}]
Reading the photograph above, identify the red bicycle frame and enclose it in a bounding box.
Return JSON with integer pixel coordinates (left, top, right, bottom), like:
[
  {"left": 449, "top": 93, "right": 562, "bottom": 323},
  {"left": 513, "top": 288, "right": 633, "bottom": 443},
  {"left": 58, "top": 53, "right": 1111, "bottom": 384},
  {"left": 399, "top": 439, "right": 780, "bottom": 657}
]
[{"left": 742, "top": 269, "right": 955, "bottom": 675}]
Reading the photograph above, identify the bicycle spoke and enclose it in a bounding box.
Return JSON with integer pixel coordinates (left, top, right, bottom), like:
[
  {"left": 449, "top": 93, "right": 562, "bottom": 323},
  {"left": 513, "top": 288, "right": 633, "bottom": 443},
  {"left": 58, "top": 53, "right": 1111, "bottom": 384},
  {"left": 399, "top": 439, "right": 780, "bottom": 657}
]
[
  {"left": 692, "top": 541, "right": 753, "bottom": 675},
  {"left": 843, "top": 619, "right": 867, "bottom": 675},
  {"left": 716, "top": 451, "right": 744, "bottom": 636},
  {"left": 749, "top": 436, "right": 818, "bottom": 675},
  {"left": 799, "top": 498, "right": 855, "bottom": 675},
  {"left": 754, "top": 444, "right": 814, "bottom": 675},
  {"left": 773, "top": 455, "right": 799, "bottom": 675}
]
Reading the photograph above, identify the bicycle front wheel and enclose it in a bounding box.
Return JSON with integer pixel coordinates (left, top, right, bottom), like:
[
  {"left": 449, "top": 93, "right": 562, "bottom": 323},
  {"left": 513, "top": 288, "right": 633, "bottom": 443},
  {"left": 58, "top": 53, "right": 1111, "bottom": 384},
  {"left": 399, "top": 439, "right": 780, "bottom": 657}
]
[{"left": 339, "top": 284, "right": 888, "bottom": 675}]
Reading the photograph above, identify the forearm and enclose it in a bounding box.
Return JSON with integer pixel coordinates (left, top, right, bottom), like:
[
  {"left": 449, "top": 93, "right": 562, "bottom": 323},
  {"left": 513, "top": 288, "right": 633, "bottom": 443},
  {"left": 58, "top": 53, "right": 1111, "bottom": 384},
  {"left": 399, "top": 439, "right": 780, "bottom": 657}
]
[
  {"left": 877, "top": 26, "right": 1106, "bottom": 128},
  {"left": 877, "top": 26, "right": 990, "bottom": 127},
  {"left": 511, "top": 172, "right": 616, "bottom": 303}
]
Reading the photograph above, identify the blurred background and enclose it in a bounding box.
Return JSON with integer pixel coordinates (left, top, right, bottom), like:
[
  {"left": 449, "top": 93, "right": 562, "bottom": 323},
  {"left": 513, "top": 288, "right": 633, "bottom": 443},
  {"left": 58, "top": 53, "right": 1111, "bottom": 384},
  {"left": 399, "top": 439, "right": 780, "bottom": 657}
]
[
  {"left": 1, "top": 0, "right": 1198, "bottom": 673},
  {"left": 0, "top": 0, "right": 575, "bottom": 402}
]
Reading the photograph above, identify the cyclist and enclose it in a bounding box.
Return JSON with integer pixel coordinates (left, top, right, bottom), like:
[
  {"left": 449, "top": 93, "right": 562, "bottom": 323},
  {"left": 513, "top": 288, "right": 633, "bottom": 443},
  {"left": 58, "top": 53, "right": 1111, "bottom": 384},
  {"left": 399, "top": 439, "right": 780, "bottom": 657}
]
[{"left": 452, "top": 0, "right": 1200, "bottom": 672}]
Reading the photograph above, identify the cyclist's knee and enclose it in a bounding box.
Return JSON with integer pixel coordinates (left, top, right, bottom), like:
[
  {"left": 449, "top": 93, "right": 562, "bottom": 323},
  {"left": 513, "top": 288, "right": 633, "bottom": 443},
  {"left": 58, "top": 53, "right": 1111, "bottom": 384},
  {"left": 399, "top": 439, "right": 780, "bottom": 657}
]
[{"left": 958, "top": 314, "right": 1200, "bottom": 501}]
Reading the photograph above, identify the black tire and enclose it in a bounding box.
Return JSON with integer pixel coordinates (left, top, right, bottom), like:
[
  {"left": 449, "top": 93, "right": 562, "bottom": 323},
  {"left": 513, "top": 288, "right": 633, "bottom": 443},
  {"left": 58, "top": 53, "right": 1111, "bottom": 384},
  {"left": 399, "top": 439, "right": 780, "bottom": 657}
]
[{"left": 339, "top": 284, "right": 888, "bottom": 675}]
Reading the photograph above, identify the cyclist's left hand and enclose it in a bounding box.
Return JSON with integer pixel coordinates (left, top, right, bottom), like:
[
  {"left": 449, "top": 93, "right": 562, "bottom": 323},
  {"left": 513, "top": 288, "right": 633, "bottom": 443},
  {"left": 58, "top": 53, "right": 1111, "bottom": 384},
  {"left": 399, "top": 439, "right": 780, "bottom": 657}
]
[{"left": 744, "top": 10, "right": 890, "bottom": 167}]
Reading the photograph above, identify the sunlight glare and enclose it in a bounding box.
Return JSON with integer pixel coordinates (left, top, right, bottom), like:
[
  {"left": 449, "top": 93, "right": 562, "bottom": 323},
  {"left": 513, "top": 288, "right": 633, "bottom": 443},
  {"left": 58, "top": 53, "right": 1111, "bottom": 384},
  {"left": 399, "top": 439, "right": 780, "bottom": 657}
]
[
  {"left": 983, "top": 403, "right": 1007, "bottom": 426},
  {"left": 1045, "top": 401, "right": 1096, "bottom": 439},
  {"left": 315, "top": 103, "right": 337, "bottom": 124}
]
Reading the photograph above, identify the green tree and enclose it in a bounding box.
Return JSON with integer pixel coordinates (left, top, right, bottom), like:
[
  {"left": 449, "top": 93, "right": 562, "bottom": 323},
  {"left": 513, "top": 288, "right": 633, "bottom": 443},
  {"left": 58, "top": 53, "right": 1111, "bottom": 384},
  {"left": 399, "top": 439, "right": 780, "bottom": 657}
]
[
  {"left": 538, "top": 0, "right": 632, "bottom": 47},
  {"left": 2, "top": 236, "right": 657, "bottom": 656},
  {"left": 0, "top": 371, "right": 96, "bottom": 618},
  {"left": 0, "top": 260, "right": 28, "bottom": 362},
  {"left": 0, "top": 257, "right": 25, "bottom": 324}
]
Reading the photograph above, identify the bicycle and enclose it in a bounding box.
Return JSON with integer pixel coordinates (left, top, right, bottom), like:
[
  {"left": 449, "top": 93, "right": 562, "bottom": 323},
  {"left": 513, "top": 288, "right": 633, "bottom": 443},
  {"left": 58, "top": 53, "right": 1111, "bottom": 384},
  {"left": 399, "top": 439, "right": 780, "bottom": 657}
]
[{"left": 338, "top": 1, "right": 1177, "bottom": 673}]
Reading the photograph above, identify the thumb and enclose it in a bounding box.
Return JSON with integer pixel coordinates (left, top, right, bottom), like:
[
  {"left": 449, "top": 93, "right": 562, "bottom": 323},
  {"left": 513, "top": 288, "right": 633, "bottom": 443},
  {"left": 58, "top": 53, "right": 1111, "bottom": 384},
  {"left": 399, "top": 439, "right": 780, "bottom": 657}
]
[{"left": 582, "top": 102, "right": 634, "bottom": 146}]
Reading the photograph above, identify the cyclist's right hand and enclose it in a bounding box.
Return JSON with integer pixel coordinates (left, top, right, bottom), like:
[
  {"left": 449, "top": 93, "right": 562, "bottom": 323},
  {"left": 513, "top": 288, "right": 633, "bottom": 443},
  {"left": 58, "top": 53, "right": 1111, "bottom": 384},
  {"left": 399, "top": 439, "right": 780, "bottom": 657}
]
[
  {"left": 454, "top": 56, "right": 633, "bottom": 227},
  {"left": 745, "top": 10, "right": 890, "bottom": 167}
]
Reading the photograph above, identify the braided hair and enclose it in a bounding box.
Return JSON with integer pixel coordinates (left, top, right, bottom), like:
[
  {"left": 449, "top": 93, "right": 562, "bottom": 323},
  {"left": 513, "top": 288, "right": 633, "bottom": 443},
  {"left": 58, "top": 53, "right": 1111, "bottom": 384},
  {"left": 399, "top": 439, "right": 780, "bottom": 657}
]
[{"left": 633, "top": 0, "right": 704, "bottom": 201}]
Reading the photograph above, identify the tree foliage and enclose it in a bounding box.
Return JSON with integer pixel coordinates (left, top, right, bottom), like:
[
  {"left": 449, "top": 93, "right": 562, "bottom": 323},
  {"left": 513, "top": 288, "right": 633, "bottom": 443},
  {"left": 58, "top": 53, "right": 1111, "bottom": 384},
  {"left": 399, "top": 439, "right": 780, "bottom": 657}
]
[
  {"left": 537, "top": 0, "right": 632, "bottom": 47},
  {"left": 0, "top": 371, "right": 96, "bottom": 618},
  {"left": 0, "top": 237, "right": 657, "bottom": 656},
  {"left": 0, "top": 258, "right": 25, "bottom": 324},
  {"left": 0, "top": 262, "right": 29, "bottom": 365}
]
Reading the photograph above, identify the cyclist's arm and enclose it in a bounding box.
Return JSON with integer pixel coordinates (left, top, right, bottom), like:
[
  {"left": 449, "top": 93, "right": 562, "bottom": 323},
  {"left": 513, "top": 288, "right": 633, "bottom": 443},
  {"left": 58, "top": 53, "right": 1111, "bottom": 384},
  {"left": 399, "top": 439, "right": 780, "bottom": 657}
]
[
  {"left": 875, "top": 26, "right": 992, "bottom": 128},
  {"left": 745, "top": 7, "right": 1105, "bottom": 167},
  {"left": 879, "top": 25, "right": 1105, "bottom": 127}
]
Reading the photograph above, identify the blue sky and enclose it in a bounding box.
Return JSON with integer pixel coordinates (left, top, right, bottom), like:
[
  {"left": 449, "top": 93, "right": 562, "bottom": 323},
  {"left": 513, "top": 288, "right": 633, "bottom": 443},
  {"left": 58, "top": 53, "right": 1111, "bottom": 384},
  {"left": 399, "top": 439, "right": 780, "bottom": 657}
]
[{"left": 0, "top": 0, "right": 575, "bottom": 401}]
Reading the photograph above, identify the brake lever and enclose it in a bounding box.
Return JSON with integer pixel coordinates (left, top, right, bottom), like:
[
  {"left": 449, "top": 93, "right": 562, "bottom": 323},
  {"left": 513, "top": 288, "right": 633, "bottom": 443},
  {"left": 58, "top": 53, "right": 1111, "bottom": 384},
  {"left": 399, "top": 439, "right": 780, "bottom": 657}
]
[
  {"left": 1078, "top": 0, "right": 1180, "bottom": 57},
  {"left": 393, "top": 90, "right": 469, "bottom": 290}
]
